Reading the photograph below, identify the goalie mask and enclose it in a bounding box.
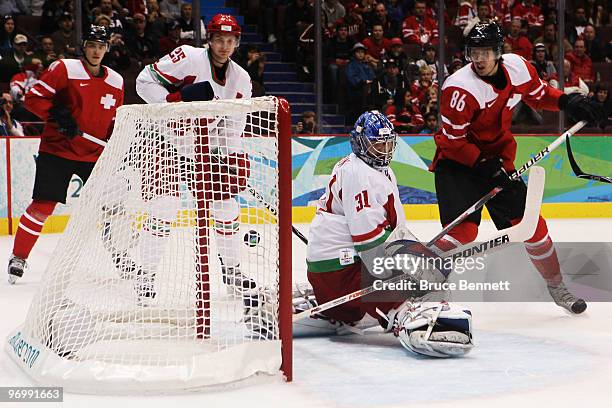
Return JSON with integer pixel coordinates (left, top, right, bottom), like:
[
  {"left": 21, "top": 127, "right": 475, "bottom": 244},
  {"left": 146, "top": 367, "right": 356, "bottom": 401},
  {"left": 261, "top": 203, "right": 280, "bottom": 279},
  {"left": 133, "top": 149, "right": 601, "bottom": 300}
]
[
  {"left": 350, "top": 111, "right": 398, "bottom": 168},
  {"left": 465, "top": 22, "right": 503, "bottom": 62}
]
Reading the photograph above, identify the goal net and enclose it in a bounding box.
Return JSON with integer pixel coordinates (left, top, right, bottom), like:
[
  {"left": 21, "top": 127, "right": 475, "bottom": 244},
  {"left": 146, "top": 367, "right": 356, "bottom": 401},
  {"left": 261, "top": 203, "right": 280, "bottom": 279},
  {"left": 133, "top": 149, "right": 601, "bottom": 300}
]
[{"left": 5, "top": 96, "right": 293, "bottom": 393}]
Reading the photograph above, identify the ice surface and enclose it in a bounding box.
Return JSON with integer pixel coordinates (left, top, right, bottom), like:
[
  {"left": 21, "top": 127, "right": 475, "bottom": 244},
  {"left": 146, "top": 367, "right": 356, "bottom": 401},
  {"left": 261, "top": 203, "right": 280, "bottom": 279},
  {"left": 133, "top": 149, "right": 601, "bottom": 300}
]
[{"left": 1, "top": 219, "right": 611, "bottom": 407}]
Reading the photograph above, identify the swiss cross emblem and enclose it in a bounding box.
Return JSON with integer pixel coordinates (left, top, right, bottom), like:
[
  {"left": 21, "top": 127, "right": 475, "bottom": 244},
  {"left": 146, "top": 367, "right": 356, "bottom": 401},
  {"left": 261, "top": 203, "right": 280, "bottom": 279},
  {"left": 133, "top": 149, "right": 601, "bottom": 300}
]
[{"left": 100, "top": 93, "right": 116, "bottom": 110}]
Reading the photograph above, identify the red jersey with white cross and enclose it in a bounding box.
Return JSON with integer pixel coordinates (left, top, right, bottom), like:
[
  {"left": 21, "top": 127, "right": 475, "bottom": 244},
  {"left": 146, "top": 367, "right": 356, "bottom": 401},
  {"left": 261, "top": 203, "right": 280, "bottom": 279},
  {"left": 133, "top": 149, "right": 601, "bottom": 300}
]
[
  {"left": 25, "top": 59, "right": 124, "bottom": 162},
  {"left": 430, "top": 53, "right": 563, "bottom": 172}
]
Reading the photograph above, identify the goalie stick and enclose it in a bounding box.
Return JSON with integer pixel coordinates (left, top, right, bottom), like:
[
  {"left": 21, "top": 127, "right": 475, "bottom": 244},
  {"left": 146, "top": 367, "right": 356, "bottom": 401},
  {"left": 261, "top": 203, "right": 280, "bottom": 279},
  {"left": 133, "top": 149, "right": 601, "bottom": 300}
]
[
  {"left": 426, "top": 120, "right": 586, "bottom": 247},
  {"left": 292, "top": 166, "right": 545, "bottom": 322},
  {"left": 566, "top": 134, "right": 612, "bottom": 183}
]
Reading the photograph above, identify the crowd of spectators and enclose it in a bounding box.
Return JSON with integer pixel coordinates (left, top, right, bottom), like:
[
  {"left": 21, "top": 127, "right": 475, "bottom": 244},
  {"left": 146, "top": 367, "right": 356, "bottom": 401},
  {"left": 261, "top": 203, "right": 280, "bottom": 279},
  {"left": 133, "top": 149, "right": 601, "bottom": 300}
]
[
  {"left": 270, "top": 0, "right": 610, "bottom": 132},
  {"left": 0, "top": 0, "right": 610, "bottom": 135},
  {"left": 0, "top": 0, "right": 271, "bottom": 128}
]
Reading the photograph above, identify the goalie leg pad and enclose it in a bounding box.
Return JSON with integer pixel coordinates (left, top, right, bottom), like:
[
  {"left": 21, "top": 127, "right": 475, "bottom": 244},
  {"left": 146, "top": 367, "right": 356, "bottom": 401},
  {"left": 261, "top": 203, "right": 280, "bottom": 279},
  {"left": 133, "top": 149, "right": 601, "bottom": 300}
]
[{"left": 390, "top": 301, "right": 474, "bottom": 358}]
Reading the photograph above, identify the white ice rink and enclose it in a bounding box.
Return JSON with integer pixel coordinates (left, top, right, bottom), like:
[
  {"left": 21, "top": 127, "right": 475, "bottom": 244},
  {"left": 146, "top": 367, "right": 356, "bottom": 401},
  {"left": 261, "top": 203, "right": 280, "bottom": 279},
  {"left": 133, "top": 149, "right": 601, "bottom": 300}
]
[{"left": 1, "top": 219, "right": 611, "bottom": 408}]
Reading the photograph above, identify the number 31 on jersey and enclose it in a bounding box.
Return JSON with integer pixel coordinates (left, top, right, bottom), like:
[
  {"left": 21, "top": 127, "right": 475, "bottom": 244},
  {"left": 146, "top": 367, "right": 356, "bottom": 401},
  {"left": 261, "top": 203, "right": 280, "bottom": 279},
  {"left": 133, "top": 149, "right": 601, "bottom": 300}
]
[{"left": 355, "top": 190, "right": 371, "bottom": 212}]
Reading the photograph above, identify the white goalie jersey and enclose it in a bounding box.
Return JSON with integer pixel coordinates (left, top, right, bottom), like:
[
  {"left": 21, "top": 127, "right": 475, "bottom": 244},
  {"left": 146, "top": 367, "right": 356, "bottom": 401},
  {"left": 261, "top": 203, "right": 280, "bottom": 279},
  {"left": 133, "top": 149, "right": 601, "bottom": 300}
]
[{"left": 306, "top": 153, "right": 406, "bottom": 273}]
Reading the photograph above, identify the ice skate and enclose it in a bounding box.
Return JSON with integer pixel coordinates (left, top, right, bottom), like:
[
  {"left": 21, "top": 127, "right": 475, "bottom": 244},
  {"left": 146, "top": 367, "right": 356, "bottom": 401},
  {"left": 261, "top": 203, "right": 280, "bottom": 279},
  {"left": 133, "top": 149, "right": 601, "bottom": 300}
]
[
  {"left": 7, "top": 254, "right": 27, "bottom": 284},
  {"left": 222, "top": 264, "right": 257, "bottom": 296},
  {"left": 547, "top": 282, "right": 587, "bottom": 314}
]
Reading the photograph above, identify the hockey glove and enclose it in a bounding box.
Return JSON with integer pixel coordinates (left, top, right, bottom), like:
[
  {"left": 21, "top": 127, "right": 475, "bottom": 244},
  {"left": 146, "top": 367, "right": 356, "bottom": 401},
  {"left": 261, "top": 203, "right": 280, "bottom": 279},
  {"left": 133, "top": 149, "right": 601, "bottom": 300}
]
[
  {"left": 49, "top": 104, "right": 80, "bottom": 139},
  {"left": 207, "top": 152, "right": 251, "bottom": 201},
  {"left": 166, "top": 81, "right": 215, "bottom": 103},
  {"left": 473, "top": 156, "right": 515, "bottom": 189},
  {"left": 560, "top": 93, "right": 605, "bottom": 127}
]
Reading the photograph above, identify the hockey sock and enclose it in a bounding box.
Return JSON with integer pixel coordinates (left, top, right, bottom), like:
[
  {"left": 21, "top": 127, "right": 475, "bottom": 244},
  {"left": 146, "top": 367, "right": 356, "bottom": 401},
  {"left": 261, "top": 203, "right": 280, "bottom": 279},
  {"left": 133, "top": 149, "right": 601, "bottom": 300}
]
[
  {"left": 12, "top": 200, "right": 57, "bottom": 260},
  {"left": 432, "top": 221, "right": 478, "bottom": 253},
  {"left": 138, "top": 217, "right": 172, "bottom": 273},
  {"left": 520, "top": 216, "right": 562, "bottom": 286},
  {"left": 211, "top": 199, "right": 241, "bottom": 268}
]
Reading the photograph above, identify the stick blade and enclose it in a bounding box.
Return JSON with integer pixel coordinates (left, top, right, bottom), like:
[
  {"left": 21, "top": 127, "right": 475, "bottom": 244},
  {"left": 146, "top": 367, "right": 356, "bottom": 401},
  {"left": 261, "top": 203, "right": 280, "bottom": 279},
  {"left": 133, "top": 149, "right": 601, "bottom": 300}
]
[{"left": 566, "top": 136, "right": 612, "bottom": 183}]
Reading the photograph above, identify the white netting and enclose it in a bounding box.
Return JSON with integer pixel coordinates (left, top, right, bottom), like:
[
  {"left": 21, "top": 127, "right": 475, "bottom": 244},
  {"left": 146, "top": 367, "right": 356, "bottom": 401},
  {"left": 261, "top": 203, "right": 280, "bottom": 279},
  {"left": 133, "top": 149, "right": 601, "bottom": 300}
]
[{"left": 6, "top": 96, "right": 290, "bottom": 393}]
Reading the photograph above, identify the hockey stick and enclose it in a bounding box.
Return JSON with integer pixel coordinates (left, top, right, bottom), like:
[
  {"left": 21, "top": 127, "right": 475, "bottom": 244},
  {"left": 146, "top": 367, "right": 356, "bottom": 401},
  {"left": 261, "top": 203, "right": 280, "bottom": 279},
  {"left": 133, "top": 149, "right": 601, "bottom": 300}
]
[
  {"left": 81, "top": 132, "right": 107, "bottom": 147},
  {"left": 566, "top": 135, "right": 612, "bottom": 183},
  {"left": 425, "top": 120, "right": 587, "bottom": 247},
  {"left": 292, "top": 166, "right": 545, "bottom": 322}
]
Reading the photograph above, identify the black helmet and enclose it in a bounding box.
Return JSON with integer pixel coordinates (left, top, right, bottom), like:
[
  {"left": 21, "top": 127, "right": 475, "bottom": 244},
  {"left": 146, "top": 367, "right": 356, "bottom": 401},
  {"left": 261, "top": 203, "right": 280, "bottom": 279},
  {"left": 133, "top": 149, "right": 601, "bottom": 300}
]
[
  {"left": 465, "top": 22, "right": 503, "bottom": 61},
  {"left": 83, "top": 25, "right": 110, "bottom": 47}
]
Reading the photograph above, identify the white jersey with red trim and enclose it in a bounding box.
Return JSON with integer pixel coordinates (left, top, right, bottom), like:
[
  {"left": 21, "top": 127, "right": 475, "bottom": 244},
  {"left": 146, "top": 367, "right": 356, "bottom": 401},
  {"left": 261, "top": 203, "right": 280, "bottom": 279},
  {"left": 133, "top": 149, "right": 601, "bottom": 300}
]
[
  {"left": 136, "top": 45, "right": 251, "bottom": 103},
  {"left": 136, "top": 45, "right": 252, "bottom": 153},
  {"left": 306, "top": 153, "right": 405, "bottom": 273}
]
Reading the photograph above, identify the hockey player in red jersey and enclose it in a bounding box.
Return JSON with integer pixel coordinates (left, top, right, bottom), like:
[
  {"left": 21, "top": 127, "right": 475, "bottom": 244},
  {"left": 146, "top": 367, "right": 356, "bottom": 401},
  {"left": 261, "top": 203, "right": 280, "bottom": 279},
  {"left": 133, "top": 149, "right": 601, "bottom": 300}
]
[
  {"left": 7, "top": 26, "right": 124, "bottom": 284},
  {"left": 430, "top": 23, "right": 604, "bottom": 314},
  {"left": 130, "top": 14, "right": 254, "bottom": 300}
]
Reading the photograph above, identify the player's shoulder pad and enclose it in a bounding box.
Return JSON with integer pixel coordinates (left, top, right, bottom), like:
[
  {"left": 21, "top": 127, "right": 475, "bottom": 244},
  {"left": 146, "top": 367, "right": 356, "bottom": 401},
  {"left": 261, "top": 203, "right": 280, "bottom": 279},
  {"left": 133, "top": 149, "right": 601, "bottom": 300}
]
[
  {"left": 103, "top": 66, "right": 124, "bottom": 90},
  {"left": 501, "top": 53, "right": 533, "bottom": 87},
  {"left": 442, "top": 63, "right": 496, "bottom": 110},
  {"left": 60, "top": 59, "right": 91, "bottom": 80},
  {"left": 339, "top": 153, "right": 378, "bottom": 179},
  {"left": 179, "top": 44, "right": 204, "bottom": 58}
]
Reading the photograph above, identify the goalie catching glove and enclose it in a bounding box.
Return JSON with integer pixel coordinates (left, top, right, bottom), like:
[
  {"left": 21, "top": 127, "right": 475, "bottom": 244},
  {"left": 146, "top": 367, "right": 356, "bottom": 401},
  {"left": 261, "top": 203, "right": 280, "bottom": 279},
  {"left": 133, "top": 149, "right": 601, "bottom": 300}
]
[
  {"left": 383, "top": 301, "right": 474, "bottom": 357},
  {"left": 206, "top": 151, "right": 251, "bottom": 201}
]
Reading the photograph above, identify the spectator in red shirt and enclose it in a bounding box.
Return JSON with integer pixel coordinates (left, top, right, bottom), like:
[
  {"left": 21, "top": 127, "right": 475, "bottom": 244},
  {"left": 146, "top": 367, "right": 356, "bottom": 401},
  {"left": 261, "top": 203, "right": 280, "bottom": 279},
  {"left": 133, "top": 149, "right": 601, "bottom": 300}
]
[
  {"left": 512, "top": 0, "right": 544, "bottom": 27},
  {"left": 384, "top": 88, "right": 423, "bottom": 132},
  {"left": 363, "top": 23, "right": 392, "bottom": 61},
  {"left": 402, "top": 0, "right": 438, "bottom": 46},
  {"left": 562, "top": 58, "right": 588, "bottom": 95},
  {"left": 410, "top": 64, "right": 437, "bottom": 104},
  {"left": 505, "top": 17, "right": 533, "bottom": 60},
  {"left": 454, "top": 0, "right": 477, "bottom": 31},
  {"left": 491, "top": 0, "right": 512, "bottom": 26},
  {"left": 463, "top": 0, "right": 492, "bottom": 37},
  {"left": 565, "top": 39, "right": 594, "bottom": 85}
]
